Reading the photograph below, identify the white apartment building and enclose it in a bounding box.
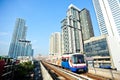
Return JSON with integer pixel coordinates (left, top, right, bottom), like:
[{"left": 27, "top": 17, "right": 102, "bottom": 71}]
[
  {"left": 49, "top": 32, "right": 61, "bottom": 61},
  {"left": 61, "top": 4, "right": 83, "bottom": 54},
  {"left": 92, "top": 0, "right": 120, "bottom": 41}
]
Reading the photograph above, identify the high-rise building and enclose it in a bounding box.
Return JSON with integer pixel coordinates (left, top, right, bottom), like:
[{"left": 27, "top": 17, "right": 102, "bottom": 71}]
[
  {"left": 24, "top": 42, "right": 32, "bottom": 56},
  {"left": 8, "top": 18, "right": 27, "bottom": 58},
  {"left": 8, "top": 18, "right": 33, "bottom": 58},
  {"left": 80, "top": 8, "right": 94, "bottom": 40},
  {"left": 61, "top": 4, "right": 83, "bottom": 54},
  {"left": 61, "top": 4, "right": 94, "bottom": 54},
  {"left": 92, "top": 0, "right": 120, "bottom": 41},
  {"left": 49, "top": 32, "right": 61, "bottom": 59}
]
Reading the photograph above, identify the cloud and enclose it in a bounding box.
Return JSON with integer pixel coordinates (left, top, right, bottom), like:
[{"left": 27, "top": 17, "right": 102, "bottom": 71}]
[{"left": 0, "top": 32, "right": 9, "bottom": 36}]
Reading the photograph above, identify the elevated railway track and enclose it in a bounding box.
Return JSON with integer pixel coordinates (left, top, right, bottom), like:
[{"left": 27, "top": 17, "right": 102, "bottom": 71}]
[{"left": 41, "top": 61, "right": 111, "bottom": 80}]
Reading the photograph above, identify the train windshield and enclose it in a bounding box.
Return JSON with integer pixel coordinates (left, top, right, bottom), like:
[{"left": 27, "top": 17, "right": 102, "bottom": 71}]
[
  {"left": 72, "top": 55, "right": 85, "bottom": 64},
  {"left": 62, "top": 58, "right": 68, "bottom": 62}
]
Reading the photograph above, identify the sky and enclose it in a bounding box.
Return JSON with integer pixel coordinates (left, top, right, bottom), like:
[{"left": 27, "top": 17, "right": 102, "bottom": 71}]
[{"left": 0, "top": 0, "right": 100, "bottom": 56}]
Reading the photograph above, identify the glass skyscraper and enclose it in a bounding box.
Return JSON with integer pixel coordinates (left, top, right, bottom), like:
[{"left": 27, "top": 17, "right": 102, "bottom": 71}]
[
  {"left": 8, "top": 18, "right": 28, "bottom": 58},
  {"left": 92, "top": 0, "right": 120, "bottom": 41}
]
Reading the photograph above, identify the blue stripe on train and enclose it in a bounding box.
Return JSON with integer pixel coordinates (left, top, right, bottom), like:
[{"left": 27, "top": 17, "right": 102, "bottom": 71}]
[
  {"left": 69, "top": 66, "right": 88, "bottom": 72},
  {"left": 61, "top": 61, "right": 70, "bottom": 69},
  {"left": 61, "top": 61, "right": 88, "bottom": 72}
]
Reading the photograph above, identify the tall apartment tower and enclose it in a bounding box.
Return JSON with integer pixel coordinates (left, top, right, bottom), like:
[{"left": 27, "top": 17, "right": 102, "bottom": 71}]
[
  {"left": 80, "top": 8, "right": 94, "bottom": 40},
  {"left": 8, "top": 18, "right": 27, "bottom": 58},
  {"left": 49, "top": 32, "right": 61, "bottom": 58},
  {"left": 61, "top": 4, "right": 94, "bottom": 54},
  {"left": 92, "top": 0, "right": 120, "bottom": 41}
]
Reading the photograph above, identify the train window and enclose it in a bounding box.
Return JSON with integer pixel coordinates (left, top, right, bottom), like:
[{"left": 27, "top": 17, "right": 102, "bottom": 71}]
[
  {"left": 72, "top": 55, "right": 85, "bottom": 64},
  {"left": 62, "top": 58, "right": 65, "bottom": 62},
  {"left": 62, "top": 58, "right": 68, "bottom": 62}
]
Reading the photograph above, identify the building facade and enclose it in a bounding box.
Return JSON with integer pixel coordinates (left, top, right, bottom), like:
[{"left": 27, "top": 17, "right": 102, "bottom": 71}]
[
  {"left": 8, "top": 18, "right": 33, "bottom": 58},
  {"left": 80, "top": 8, "right": 94, "bottom": 41},
  {"left": 84, "top": 35, "right": 120, "bottom": 70},
  {"left": 61, "top": 4, "right": 94, "bottom": 54},
  {"left": 84, "top": 35, "right": 109, "bottom": 57},
  {"left": 49, "top": 32, "right": 61, "bottom": 60},
  {"left": 92, "top": 0, "right": 120, "bottom": 41}
]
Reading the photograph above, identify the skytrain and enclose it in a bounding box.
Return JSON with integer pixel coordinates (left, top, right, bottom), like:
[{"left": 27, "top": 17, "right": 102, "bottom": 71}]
[{"left": 61, "top": 53, "right": 88, "bottom": 72}]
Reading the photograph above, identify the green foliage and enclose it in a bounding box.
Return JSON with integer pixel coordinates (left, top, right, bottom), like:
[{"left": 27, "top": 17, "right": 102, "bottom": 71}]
[
  {"left": 14, "top": 61, "right": 34, "bottom": 79},
  {"left": 20, "top": 61, "right": 34, "bottom": 72}
]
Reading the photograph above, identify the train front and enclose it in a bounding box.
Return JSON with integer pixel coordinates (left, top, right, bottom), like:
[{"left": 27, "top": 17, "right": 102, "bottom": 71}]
[{"left": 69, "top": 54, "right": 88, "bottom": 72}]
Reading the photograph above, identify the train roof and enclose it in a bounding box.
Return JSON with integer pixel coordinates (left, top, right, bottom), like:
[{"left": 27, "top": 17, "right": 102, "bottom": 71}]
[{"left": 62, "top": 53, "right": 84, "bottom": 58}]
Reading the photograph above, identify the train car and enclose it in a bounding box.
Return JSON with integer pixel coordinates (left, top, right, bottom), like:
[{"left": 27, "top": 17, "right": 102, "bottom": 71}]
[{"left": 61, "top": 53, "right": 88, "bottom": 72}]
